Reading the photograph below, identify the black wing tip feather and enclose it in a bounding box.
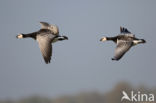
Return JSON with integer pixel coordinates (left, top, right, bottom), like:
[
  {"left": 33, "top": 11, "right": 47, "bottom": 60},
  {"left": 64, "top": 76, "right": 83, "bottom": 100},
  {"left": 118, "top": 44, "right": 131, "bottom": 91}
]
[
  {"left": 120, "top": 26, "right": 131, "bottom": 33},
  {"left": 44, "top": 57, "right": 51, "bottom": 64},
  {"left": 120, "top": 26, "right": 123, "bottom": 33},
  {"left": 41, "top": 53, "right": 51, "bottom": 64},
  {"left": 112, "top": 58, "right": 120, "bottom": 61},
  {"left": 43, "top": 53, "right": 51, "bottom": 64},
  {"left": 40, "top": 21, "right": 49, "bottom": 25}
]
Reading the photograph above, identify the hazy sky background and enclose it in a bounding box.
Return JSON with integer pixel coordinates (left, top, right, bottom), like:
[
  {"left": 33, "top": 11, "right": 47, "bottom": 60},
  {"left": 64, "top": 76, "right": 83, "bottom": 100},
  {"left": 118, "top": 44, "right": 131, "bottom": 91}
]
[{"left": 0, "top": 0, "right": 156, "bottom": 100}]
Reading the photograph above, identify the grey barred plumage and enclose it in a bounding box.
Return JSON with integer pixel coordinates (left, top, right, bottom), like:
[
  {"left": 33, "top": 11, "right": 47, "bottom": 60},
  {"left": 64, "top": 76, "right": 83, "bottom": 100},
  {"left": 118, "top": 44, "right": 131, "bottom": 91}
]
[
  {"left": 100, "top": 27, "right": 146, "bottom": 60},
  {"left": 16, "top": 22, "right": 68, "bottom": 64}
]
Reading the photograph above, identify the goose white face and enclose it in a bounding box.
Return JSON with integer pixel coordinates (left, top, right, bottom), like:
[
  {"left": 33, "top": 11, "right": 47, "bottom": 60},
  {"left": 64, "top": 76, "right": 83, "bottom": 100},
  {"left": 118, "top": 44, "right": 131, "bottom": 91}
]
[
  {"left": 17, "top": 34, "right": 23, "bottom": 39},
  {"left": 100, "top": 37, "right": 107, "bottom": 42}
]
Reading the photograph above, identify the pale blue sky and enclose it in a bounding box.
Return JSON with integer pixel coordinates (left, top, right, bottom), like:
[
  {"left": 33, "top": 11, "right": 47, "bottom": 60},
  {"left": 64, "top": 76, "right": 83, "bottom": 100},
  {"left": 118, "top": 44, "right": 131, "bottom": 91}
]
[{"left": 0, "top": 0, "right": 156, "bottom": 99}]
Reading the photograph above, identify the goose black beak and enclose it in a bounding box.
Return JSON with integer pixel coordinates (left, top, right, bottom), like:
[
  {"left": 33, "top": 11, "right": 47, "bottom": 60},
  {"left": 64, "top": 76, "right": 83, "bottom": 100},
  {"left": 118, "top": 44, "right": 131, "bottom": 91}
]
[{"left": 100, "top": 38, "right": 103, "bottom": 41}]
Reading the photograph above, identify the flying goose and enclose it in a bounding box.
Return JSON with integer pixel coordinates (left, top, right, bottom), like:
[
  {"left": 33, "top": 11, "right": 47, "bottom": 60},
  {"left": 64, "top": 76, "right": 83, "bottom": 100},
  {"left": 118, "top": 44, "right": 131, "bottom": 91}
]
[
  {"left": 100, "top": 27, "right": 146, "bottom": 60},
  {"left": 16, "top": 22, "right": 68, "bottom": 64}
]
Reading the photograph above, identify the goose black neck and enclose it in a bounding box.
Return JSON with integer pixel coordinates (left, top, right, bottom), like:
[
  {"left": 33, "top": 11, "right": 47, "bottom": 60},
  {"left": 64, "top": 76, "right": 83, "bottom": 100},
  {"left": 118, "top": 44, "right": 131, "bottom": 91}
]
[
  {"left": 106, "top": 37, "right": 117, "bottom": 43},
  {"left": 22, "top": 32, "right": 37, "bottom": 39},
  {"left": 107, "top": 37, "right": 117, "bottom": 40}
]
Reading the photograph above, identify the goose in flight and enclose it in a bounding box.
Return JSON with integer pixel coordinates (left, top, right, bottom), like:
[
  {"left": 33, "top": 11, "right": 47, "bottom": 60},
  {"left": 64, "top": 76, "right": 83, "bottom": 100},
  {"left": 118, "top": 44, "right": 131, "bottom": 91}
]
[
  {"left": 16, "top": 22, "right": 68, "bottom": 64},
  {"left": 100, "top": 27, "right": 146, "bottom": 60}
]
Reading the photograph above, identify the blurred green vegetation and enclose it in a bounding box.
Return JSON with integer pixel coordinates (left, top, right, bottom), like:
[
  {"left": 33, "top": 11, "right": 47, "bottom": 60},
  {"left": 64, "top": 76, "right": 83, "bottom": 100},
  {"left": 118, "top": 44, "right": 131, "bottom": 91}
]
[{"left": 0, "top": 82, "right": 156, "bottom": 103}]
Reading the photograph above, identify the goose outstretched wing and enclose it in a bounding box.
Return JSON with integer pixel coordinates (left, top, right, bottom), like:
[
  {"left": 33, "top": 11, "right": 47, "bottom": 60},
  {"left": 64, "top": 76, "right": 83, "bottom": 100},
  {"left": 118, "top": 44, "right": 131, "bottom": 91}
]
[
  {"left": 40, "top": 22, "right": 50, "bottom": 29},
  {"left": 40, "top": 22, "right": 59, "bottom": 35},
  {"left": 37, "top": 33, "right": 55, "bottom": 64},
  {"left": 112, "top": 39, "right": 133, "bottom": 60}
]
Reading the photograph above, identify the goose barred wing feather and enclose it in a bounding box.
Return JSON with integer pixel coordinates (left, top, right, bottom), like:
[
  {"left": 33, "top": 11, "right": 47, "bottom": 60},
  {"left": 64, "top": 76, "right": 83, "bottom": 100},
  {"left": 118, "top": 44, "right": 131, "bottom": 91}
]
[
  {"left": 113, "top": 40, "right": 133, "bottom": 60},
  {"left": 37, "top": 34, "right": 55, "bottom": 64},
  {"left": 40, "top": 22, "right": 50, "bottom": 29}
]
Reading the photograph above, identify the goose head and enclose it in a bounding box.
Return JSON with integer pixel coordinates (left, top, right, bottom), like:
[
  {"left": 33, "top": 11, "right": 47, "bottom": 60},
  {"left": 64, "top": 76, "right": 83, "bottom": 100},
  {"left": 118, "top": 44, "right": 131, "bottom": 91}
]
[
  {"left": 100, "top": 37, "right": 107, "bottom": 42},
  {"left": 16, "top": 34, "right": 23, "bottom": 39}
]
